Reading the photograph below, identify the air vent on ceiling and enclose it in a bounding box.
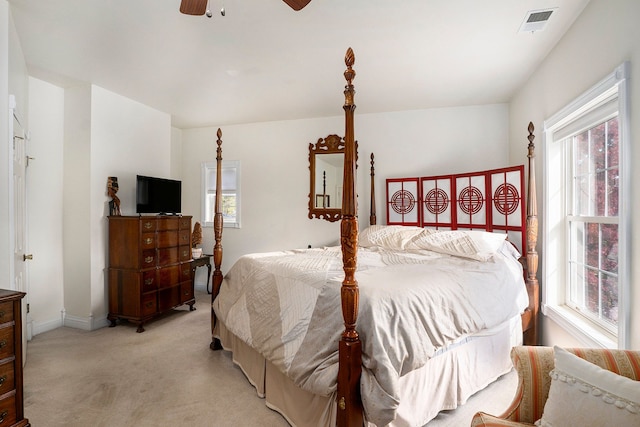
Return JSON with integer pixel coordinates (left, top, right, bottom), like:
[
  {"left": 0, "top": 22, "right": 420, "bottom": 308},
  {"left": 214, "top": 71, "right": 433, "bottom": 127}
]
[{"left": 519, "top": 8, "right": 557, "bottom": 33}]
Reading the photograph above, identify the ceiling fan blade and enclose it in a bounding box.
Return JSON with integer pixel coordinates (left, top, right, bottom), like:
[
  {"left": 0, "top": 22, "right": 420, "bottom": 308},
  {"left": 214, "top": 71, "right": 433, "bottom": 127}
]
[
  {"left": 283, "top": 0, "right": 312, "bottom": 11},
  {"left": 180, "top": 0, "right": 208, "bottom": 15}
]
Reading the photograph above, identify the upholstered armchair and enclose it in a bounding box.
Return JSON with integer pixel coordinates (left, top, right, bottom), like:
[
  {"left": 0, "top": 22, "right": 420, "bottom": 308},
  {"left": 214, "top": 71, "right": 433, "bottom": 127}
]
[{"left": 471, "top": 346, "right": 640, "bottom": 426}]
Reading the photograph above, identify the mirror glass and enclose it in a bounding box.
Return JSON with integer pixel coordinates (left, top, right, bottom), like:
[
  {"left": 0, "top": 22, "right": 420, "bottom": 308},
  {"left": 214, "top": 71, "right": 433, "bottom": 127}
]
[
  {"left": 308, "top": 135, "right": 356, "bottom": 222},
  {"left": 314, "top": 153, "right": 343, "bottom": 209}
]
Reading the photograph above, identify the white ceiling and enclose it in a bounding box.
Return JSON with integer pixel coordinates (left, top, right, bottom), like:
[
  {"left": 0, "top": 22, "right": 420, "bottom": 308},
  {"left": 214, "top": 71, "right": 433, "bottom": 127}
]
[{"left": 9, "top": 0, "right": 590, "bottom": 129}]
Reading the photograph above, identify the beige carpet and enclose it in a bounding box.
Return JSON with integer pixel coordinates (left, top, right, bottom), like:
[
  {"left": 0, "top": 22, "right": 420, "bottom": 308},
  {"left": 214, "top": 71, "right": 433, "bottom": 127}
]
[{"left": 23, "top": 289, "right": 517, "bottom": 427}]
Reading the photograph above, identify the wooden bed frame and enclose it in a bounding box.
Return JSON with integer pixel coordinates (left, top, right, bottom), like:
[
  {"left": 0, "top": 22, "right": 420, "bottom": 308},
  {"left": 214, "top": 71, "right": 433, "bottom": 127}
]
[{"left": 209, "top": 48, "right": 539, "bottom": 427}]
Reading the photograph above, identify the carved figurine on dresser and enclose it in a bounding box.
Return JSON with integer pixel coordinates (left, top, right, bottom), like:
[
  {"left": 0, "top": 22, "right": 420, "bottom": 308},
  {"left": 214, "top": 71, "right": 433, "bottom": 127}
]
[{"left": 107, "top": 176, "right": 121, "bottom": 216}]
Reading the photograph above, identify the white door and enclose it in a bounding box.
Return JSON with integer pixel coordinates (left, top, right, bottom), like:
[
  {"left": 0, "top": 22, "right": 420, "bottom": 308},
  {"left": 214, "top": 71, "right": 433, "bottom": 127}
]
[{"left": 9, "top": 94, "right": 30, "bottom": 360}]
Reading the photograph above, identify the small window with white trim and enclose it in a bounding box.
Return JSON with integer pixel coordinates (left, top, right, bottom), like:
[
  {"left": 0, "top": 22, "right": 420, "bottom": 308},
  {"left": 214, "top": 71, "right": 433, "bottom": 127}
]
[
  {"left": 202, "top": 160, "right": 240, "bottom": 228},
  {"left": 543, "top": 63, "right": 630, "bottom": 349}
]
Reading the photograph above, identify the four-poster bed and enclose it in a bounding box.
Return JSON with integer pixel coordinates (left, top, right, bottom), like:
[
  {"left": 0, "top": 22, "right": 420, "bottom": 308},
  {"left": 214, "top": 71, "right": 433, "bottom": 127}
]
[{"left": 208, "top": 48, "right": 539, "bottom": 427}]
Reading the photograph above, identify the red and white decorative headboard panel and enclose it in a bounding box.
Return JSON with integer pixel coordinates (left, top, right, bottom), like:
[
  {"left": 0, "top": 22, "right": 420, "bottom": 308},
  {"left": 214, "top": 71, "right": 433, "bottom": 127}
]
[
  {"left": 453, "top": 172, "right": 488, "bottom": 229},
  {"left": 489, "top": 166, "right": 525, "bottom": 252},
  {"left": 386, "top": 178, "right": 420, "bottom": 226},
  {"left": 387, "top": 165, "right": 526, "bottom": 254},
  {"left": 421, "top": 175, "right": 454, "bottom": 229}
]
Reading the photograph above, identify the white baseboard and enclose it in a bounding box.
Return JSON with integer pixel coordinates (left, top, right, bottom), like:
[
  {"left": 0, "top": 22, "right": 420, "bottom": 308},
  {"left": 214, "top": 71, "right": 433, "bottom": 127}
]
[
  {"left": 63, "top": 314, "right": 110, "bottom": 331},
  {"left": 31, "top": 318, "right": 63, "bottom": 337}
]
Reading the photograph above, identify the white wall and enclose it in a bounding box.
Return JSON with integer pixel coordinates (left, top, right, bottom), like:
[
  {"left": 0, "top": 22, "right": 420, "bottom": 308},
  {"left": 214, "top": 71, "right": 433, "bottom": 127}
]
[
  {"left": 181, "top": 104, "right": 510, "bottom": 271},
  {"left": 1, "top": 3, "right": 29, "bottom": 290},
  {"left": 509, "top": 0, "right": 640, "bottom": 349},
  {"left": 26, "top": 81, "right": 173, "bottom": 332},
  {"left": 27, "top": 77, "right": 65, "bottom": 335},
  {"left": 62, "top": 84, "right": 92, "bottom": 326},
  {"left": 0, "top": 3, "right": 11, "bottom": 289},
  {"left": 89, "top": 85, "right": 172, "bottom": 319}
]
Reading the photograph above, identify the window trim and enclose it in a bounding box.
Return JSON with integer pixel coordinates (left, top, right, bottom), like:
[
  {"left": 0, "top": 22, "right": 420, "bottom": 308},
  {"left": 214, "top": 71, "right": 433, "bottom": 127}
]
[
  {"left": 542, "top": 62, "right": 630, "bottom": 349},
  {"left": 201, "top": 160, "right": 241, "bottom": 229}
]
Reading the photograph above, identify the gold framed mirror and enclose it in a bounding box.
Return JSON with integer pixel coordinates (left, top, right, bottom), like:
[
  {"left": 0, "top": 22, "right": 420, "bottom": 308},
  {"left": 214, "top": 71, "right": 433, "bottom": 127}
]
[{"left": 308, "top": 134, "right": 357, "bottom": 222}]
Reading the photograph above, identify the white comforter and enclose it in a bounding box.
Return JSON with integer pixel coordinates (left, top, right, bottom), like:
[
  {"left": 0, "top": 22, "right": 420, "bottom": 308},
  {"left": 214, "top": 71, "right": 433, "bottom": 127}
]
[{"left": 213, "top": 231, "right": 528, "bottom": 426}]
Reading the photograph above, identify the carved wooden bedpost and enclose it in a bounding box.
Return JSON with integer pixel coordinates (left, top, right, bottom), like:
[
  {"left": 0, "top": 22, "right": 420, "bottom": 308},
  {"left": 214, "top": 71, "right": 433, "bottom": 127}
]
[
  {"left": 210, "top": 128, "right": 224, "bottom": 351},
  {"left": 524, "top": 122, "right": 539, "bottom": 346},
  {"left": 370, "top": 153, "right": 377, "bottom": 226},
  {"left": 337, "top": 47, "right": 364, "bottom": 427}
]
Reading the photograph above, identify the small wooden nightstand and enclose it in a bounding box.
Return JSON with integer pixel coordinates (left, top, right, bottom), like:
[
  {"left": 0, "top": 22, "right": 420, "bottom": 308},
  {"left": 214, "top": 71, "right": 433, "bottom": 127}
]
[{"left": 192, "top": 255, "right": 212, "bottom": 294}]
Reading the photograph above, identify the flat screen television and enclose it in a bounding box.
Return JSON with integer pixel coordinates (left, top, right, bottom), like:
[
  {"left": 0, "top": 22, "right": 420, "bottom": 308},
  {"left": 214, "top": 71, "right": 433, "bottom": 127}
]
[{"left": 136, "top": 175, "right": 182, "bottom": 215}]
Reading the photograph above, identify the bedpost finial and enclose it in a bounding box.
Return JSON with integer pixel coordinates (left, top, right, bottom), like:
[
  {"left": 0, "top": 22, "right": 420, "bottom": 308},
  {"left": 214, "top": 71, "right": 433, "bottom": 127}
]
[
  {"left": 344, "top": 48, "right": 356, "bottom": 85},
  {"left": 527, "top": 122, "right": 535, "bottom": 146},
  {"left": 216, "top": 128, "right": 223, "bottom": 161},
  {"left": 345, "top": 47, "right": 355, "bottom": 67}
]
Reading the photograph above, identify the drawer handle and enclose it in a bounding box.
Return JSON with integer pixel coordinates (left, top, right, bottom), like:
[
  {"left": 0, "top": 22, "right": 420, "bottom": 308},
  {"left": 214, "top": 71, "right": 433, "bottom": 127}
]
[
  {"left": 0, "top": 375, "right": 6, "bottom": 386},
  {"left": 182, "top": 250, "right": 188, "bottom": 257},
  {"left": 144, "top": 222, "right": 153, "bottom": 229},
  {"left": 144, "top": 278, "right": 154, "bottom": 285},
  {"left": 0, "top": 340, "right": 6, "bottom": 349},
  {"left": 145, "top": 237, "right": 153, "bottom": 244},
  {"left": 0, "top": 410, "right": 7, "bottom": 423},
  {"left": 144, "top": 256, "right": 154, "bottom": 264},
  {"left": 0, "top": 311, "right": 4, "bottom": 318},
  {"left": 183, "top": 270, "right": 189, "bottom": 277},
  {"left": 146, "top": 302, "right": 154, "bottom": 308}
]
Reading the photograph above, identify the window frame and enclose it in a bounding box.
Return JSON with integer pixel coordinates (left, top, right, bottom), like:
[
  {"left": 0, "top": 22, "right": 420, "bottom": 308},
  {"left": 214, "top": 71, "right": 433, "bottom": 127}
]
[
  {"left": 201, "top": 160, "right": 241, "bottom": 229},
  {"left": 542, "top": 62, "right": 630, "bottom": 349}
]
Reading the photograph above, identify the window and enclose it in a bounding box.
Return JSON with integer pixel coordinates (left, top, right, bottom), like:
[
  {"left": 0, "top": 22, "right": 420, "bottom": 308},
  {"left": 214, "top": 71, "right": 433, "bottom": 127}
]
[
  {"left": 543, "top": 63, "right": 630, "bottom": 349},
  {"left": 202, "top": 160, "right": 240, "bottom": 228}
]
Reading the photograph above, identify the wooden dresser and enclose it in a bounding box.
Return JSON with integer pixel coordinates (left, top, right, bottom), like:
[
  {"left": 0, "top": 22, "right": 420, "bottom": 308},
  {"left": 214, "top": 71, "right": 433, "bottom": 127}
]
[
  {"left": 0, "top": 290, "right": 29, "bottom": 427},
  {"left": 107, "top": 215, "right": 195, "bottom": 332}
]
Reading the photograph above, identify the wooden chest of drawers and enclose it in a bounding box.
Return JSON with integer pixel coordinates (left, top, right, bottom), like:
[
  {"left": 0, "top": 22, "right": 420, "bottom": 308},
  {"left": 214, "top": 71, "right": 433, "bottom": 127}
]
[
  {"left": 0, "top": 290, "right": 29, "bottom": 427},
  {"left": 107, "top": 216, "right": 195, "bottom": 332}
]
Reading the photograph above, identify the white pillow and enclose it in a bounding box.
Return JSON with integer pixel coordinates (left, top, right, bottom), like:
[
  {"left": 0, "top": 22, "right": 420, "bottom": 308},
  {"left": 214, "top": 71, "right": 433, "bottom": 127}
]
[
  {"left": 358, "top": 225, "right": 424, "bottom": 250},
  {"left": 466, "top": 230, "right": 510, "bottom": 254},
  {"left": 535, "top": 346, "right": 640, "bottom": 427},
  {"left": 406, "top": 229, "right": 507, "bottom": 261}
]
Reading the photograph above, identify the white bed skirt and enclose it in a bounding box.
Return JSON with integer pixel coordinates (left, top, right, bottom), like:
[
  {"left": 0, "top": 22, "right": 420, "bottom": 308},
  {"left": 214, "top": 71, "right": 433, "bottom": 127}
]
[{"left": 214, "top": 315, "right": 522, "bottom": 427}]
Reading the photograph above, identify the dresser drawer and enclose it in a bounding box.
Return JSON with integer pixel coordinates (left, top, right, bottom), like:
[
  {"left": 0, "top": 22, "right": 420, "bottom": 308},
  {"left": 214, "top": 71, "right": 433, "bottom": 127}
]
[
  {"left": 0, "top": 328, "right": 14, "bottom": 361},
  {"left": 140, "top": 233, "right": 156, "bottom": 249},
  {"left": 179, "top": 217, "right": 191, "bottom": 230},
  {"left": 179, "top": 263, "right": 192, "bottom": 282},
  {"left": 180, "top": 281, "right": 194, "bottom": 302},
  {"left": 157, "top": 247, "right": 178, "bottom": 266},
  {"left": 140, "top": 218, "right": 156, "bottom": 232},
  {"left": 179, "top": 245, "right": 191, "bottom": 262},
  {"left": 0, "top": 394, "right": 17, "bottom": 426},
  {"left": 141, "top": 249, "right": 157, "bottom": 268},
  {"left": 158, "top": 287, "right": 180, "bottom": 312},
  {"left": 0, "top": 361, "right": 15, "bottom": 397},
  {"left": 141, "top": 270, "right": 157, "bottom": 292},
  {"left": 141, "top": 292, "right": 157, "bottom": 317},
  {"left": 0, "top": 303, "right": 13, "bottom": 325},
  {"left": 156, "top": 218, "right": 179, "bottom": 231},
  {"left": 178, "top": 229, "right": 191, "bottom": 247},
  {"left": 156, "top": 231, "right": 178, "bottom": 248},
  {"left": 157, "top": 266, "right": 180, "bottom": 289}
]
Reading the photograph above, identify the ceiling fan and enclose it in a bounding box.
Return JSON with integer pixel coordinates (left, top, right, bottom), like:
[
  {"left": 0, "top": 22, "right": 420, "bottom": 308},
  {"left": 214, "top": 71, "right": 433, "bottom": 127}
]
[{"left": 179, "top": 0, "right": 311, "bottom": 15}]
